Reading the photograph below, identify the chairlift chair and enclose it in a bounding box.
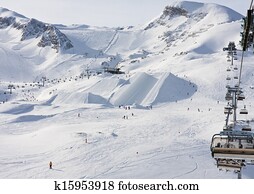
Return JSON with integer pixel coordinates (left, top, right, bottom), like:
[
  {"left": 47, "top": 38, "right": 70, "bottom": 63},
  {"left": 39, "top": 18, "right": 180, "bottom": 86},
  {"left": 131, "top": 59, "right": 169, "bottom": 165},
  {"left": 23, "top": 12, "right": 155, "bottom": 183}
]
[
  {"left": 234, "top": 67, "right": 238, "bottom": 70},
  {"left": 242, "top": 126, "right": 252, "bottom": 131},
  {"left": 227, "top": 68, "right": 231, "bottom": 72},
  {"left": 225, "top": 92, "right": 232, "bottom": 101},
  {"left": 240, "top": 106, "right": 248, "bottom": 114},
  {"left": 234, "top": 76, "right": 238, "bottom": 79},
  {"left": 217, "top": 159, "right": 243, "bottom": 172},
  {"left": 237, "top": 93, "right": 245, "bottom": 101},
  {"left": 226, "top": 76, "right": 231, "bottom": 80},
  {"left": 224, "top": 106, "right": 233, "bottom": 114},
  {"left": 211, "top": 132, "right": 254, "bottom": 162}
]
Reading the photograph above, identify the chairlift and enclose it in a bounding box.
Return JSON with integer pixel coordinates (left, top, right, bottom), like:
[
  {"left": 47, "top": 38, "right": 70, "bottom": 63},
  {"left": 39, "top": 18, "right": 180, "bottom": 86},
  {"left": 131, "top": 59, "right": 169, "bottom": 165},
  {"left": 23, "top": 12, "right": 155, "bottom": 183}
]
[
  {"left": 242, "top": 126, "right": 252, "bottom": 131},
  {"left": 237, "top": 93, "right": 245, "bottom": 101},
  {"left": 224, "top": 106, "right": 233, "bottom": 114},
  {"left": 217, "top": 159, "right": 243, "bottom": 172},
  {"left": 240, "top": 106, "right": 248, "bottom": 114},
  {"left": 210, "top": 132, "right": 254, "bottom": 162},
  {"left": 225, "top": 92, "right": 232, "bottom": 101}
]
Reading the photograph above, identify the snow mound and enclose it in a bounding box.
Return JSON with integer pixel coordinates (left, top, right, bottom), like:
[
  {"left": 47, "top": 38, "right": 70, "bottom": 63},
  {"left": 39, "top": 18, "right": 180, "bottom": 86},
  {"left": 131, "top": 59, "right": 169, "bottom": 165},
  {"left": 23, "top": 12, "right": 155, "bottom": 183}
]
[
  {"left": 110, "top": 72, "right": 158, "bottom": 106},
  {"left": 143, "top": 72, "right": 197, "bottom": 105},
  {"left": 110, "top": 72, "right": 196, "bottom": 106},
  {"left": 52, "top": 91, "right": 111, "bottom": 106},
  {"left": 84, "top": 92, "right": 111, "bottom": 105}
]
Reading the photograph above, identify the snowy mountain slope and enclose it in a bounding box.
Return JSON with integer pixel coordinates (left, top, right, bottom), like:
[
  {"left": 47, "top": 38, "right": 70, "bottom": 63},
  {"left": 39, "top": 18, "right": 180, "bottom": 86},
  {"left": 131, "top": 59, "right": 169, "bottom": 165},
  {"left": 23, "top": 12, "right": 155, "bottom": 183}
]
[
  {"left": 0, "top": 8, "right": 73, "bottom": 52},
  {"left": 1, "top": 1, "right": 254, "bottom": 179}
]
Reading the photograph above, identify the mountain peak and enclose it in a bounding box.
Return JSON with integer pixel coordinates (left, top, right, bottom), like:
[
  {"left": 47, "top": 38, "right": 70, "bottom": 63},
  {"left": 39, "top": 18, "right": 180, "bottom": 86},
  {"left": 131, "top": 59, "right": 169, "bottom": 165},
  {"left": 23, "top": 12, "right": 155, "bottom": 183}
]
[
  {"left": 169, "top": 1, "right": 243, "bottom": 21},
  {"left": 145, "top": 1, "right": 243, "bottom": 30},
  {"left": 161, "top": 5, "right": 188, "bottom": 19},
  {"left": 169, "top": 1, "right": 206, "bottom": 13},
  {"left": 0, "top": 7, "right": 73, "bottom": 52},
  {"left": 0, "top": 7, "right": 27, "bottom": 22}
]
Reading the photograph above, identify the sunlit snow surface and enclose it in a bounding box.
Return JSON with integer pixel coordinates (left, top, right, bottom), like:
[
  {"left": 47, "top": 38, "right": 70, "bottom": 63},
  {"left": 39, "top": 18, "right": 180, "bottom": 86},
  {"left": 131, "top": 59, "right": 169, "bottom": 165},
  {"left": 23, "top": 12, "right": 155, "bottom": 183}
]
[{"left": 0, "top": 1, "right": 254, "bottom": 178}]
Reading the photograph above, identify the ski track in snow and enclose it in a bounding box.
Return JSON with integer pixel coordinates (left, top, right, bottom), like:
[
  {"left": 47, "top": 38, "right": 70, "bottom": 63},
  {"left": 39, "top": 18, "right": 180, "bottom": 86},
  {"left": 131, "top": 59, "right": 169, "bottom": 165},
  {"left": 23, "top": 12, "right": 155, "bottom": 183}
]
[{"left": 103, "top": 30, "right": 119, "bottom": 53}]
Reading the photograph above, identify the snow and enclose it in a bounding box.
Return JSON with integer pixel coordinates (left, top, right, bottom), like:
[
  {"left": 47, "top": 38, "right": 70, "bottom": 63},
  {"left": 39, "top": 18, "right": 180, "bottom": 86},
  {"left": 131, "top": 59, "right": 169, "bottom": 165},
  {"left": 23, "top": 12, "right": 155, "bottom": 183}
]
[{"left": 0, "top": 1, "right": 254, "bottom": 179}]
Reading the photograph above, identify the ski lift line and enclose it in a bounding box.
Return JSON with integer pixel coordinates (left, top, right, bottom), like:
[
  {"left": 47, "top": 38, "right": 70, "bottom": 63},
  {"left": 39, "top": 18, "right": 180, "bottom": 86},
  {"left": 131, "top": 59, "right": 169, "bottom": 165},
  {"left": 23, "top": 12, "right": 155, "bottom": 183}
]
[{"left": 210, "top": 4, "right": 254, "bottom": 175}]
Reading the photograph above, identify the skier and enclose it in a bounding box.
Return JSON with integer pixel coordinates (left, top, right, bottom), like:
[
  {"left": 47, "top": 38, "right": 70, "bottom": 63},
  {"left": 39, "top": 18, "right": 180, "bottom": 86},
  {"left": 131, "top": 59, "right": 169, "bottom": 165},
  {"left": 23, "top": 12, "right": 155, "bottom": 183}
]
[{"left": 49, "top": 161, "right": 53, "bottom": 169}]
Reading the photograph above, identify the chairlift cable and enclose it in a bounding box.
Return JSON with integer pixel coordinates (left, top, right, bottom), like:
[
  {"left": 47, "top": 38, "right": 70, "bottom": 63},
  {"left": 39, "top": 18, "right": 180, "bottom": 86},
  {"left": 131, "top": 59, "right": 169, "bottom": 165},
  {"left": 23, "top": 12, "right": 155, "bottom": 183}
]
[
  {"left": 237, "top": 49, "right": 245, "bottom": 89},
  {"left": 250, "top": 0, "right": 254, "bottom": 9}
]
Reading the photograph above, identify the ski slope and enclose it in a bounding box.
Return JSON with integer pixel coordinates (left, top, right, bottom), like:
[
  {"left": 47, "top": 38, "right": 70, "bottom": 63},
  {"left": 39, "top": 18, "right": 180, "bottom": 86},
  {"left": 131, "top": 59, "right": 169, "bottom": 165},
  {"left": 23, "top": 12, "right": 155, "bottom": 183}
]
[{"left": 0, "top": 1, "right": 254, "bottom": 179}]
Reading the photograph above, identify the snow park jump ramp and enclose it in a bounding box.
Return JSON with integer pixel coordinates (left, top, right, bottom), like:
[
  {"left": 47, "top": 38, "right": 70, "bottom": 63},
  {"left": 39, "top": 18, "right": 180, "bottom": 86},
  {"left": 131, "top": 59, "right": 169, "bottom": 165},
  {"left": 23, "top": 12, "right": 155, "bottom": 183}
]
[{"left": 110, "top": 72, "right": 197, "bottom": 106}]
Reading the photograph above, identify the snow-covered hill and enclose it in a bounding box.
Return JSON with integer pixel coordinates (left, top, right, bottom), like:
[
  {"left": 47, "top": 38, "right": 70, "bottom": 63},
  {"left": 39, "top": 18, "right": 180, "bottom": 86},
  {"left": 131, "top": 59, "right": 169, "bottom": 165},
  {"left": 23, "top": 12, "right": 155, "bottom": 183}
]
[
  {"left": 1, "top": 1, "right": 254, "bottom": 179},
  {"left": 0, "top": 7, "right": 73, "bottom": 52}
]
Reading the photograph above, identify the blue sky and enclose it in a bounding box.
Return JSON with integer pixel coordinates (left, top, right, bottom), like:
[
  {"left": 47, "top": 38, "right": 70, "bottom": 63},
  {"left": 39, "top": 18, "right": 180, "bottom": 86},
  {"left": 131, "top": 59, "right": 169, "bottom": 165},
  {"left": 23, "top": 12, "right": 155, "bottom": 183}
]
[{"left": 0, "top": 0, "right": 250, "bottom": 27}]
